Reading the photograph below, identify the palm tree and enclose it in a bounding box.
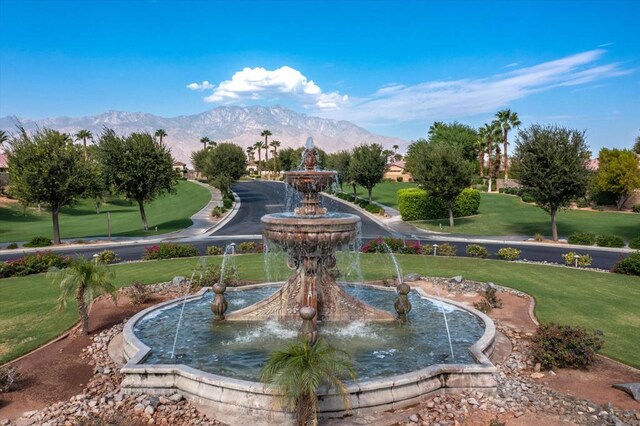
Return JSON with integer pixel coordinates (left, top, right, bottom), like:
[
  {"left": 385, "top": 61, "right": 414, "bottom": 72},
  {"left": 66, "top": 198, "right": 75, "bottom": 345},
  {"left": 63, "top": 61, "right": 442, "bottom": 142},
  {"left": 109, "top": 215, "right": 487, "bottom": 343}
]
[
  {"left": 208, "top": 139, "right": 217, "bottom": 150},
  {"left": 51, "top": 258, "right": 117, "bottom": 336},
  {"left": 495, "top": 109, "right": 521, "bottom": 180},
  {"left": 246, "top": 146, "right": 255, "bottom": 161},
  {"left": 254, "top": 141, "right": 263, "bottom": 174},
  {"left": 261, "top": 338, "right": 356, "bottom": 426},
  {"left": 474, "top": 135, "right": 486, "bottom": 177},
  {"left": 0, "top": 130, "right": 10, "bottom": 148},
  {"left": 392, "top": 144, "right": 399, "bottom": 155},
  {"left": 270, "top": 140, "right": 281, "bottom": 175},
  {"left": 155, "top": 129, "right": 167, "bottom": 144},
  {"left": 200, "top": 137, "right": 211, "bottom": 150},
  {"left": 480, "top": 122, "right": 502, "bottom": 192},
  {"left": 261, "top": 130, "right": 272, "bottom": 163},
  {"left": 75, "top": 129, "right": 93, "bottom": 160}
]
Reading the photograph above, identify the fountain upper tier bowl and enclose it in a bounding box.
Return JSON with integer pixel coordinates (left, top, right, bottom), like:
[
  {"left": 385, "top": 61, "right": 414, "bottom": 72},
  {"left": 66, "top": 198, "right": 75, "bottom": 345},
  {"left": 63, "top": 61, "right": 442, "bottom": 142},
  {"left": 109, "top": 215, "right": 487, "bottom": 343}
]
[
  {"left": 284, "top": 170, "right": 337, "bottom": 194},
  {"left": 262, "top": 212, "right": 360, "bottom": 250}
]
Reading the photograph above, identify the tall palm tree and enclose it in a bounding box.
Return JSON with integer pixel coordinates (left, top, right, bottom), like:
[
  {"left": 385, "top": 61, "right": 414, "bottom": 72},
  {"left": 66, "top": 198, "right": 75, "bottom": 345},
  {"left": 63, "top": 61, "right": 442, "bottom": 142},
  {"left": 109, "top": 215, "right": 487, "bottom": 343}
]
[
  {"left": 480, "top": 122, "right": 502, "bottom": 192},
  {"left": 254, "top": 141, "right": 263, "bottom": 173},
  {"left": 261, "top": 130, "right": 272, "bottom": 163},
  {"left": 208, "top": 139, "right": 217, "bottom": 150},
  {"left": 392, "top": 144, "right": 399, "bottom": 155},
  {"left": 261, "top": 338, "right": 356, "bottom": 426},
  {"left": 0, "top": 130, "right": 10, "bottom": 148},
  {"left": 51, "top": 258, "right": 117, "bottom": 336},
  {"left": 495, "top": 109, "right": 521, "bottom": 180},
  {"left": 75, "top": 129, "right": 93, "bottom": 160},
  {"left": 474, "top": 135, "right": 486, "bottom": 177},
  {"left": 155, "top": 129, "right": 167, "bottom": 144},
  {"left": 200, "top": 136, "right": 211, "bottom": 150},
  {"left": 246, "top": 146, "right": 255, "bottom": 161},
  {"left": 270, "top": 140, "right": 281, "bottom": 175}
]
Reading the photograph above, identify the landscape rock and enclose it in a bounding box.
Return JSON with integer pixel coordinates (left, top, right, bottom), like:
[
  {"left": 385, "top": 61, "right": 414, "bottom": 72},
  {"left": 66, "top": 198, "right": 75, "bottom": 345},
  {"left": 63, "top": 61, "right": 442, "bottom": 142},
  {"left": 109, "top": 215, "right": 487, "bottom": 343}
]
[
  {"left": 172, "top": 276, "right": 186, "bottom": 286},
  {"left": 612, "top": 383, "right": 640, "bottom": 402}
]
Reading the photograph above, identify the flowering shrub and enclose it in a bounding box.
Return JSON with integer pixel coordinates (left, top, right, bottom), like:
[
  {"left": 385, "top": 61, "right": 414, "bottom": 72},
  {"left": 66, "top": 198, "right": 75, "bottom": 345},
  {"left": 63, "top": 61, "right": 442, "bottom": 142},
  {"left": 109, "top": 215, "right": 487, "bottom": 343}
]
[
  {"left": 531, "top": 323, "right": 604, "bottom": 369},
  {"left": 562, "top": 252, "right": 592, "bottom": 267},
  {"left": 237, "top": 242, "right": 264, "bottom": 253},
  {"left": 143, "top": 243, "right": 198, "bottom": 260},
  {"left": 207, "top": 246, "right": 224, "bottom": 255},
  {"left": 497, "top": 247, "right": 522, "bottom": 261},
  {"left": 0, "top": 251, "right": 73, "bottom": 278},
  {"left": 96, "top": 249, "right": 119, "bottom": 264},
  {"left": 466, "top": 244, "right": 489, "bottom": 258},
  {"left": 397, "top": 240, "right": 422, "bottom": 255},
  {"left": 361, "top": 237, "right": 422, "bottom": 254}
]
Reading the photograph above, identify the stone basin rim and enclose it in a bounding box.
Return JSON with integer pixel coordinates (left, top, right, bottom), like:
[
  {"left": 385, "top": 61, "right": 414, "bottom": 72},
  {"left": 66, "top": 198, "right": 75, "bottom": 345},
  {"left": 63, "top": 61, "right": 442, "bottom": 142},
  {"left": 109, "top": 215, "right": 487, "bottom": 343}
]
[{"left": 121, "top": 281, "right": 497, "bottom": 396}]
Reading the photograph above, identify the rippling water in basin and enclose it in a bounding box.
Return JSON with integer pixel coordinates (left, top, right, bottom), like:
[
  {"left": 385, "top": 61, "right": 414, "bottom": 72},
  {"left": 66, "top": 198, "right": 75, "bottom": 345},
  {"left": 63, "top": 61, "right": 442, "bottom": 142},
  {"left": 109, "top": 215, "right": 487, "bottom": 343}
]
[{"left": 135, "top": 285, "right": 485, "bottom": 381}]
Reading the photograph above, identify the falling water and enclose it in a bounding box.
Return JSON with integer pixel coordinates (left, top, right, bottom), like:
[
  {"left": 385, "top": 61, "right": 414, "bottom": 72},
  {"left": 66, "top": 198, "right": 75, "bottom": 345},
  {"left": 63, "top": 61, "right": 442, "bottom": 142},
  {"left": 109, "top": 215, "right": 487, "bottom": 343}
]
[
  {"left": 435, "top": 284, "right": 456, "bottom": 361},
  {"left": 381, "top": 242, "right": 403, "bottom": 285},
  {"left": 170, "top": 259, "right": 202, "bottom": 359}
]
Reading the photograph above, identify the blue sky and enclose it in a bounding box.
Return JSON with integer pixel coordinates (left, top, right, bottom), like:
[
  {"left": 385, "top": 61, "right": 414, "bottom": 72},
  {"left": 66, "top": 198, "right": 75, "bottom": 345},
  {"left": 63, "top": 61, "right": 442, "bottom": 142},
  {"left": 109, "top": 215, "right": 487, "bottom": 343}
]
[{"left": 0, "top": 0, "right": 638, "bottom": 151}]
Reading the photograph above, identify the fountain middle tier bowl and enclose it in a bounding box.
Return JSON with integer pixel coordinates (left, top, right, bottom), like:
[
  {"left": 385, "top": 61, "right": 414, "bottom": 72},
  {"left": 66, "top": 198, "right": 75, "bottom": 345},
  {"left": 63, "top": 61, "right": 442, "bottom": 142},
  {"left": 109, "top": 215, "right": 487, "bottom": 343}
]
[
  {"left": 262, "top": 212, "right": 360, "bottom": 249},
  {"left": 284, "top": 170, "right": 337, "bottom": 194}
]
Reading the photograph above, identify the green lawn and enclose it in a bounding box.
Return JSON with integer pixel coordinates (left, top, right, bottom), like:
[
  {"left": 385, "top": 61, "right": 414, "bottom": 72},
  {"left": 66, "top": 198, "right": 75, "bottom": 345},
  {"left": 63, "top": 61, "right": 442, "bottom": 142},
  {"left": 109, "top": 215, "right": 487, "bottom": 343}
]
[
  {"left": 350, "top": 181, "right": 416, "bottom": 209},
  {"left": 0, "top": 180, "right": 211, "bottom": 244},
  {"left": 413, "top": 193, "right": 640, "bottom": 241},
  {"left": 1, "top": 254, "right": 638, "bottom": 368}
]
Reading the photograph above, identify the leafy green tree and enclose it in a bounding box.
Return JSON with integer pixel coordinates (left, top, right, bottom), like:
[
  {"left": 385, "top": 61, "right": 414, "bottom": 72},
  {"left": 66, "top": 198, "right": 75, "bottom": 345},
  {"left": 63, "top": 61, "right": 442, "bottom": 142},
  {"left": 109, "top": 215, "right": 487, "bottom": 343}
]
[
  {"left": 8, "top": 128, "right": 94, "bottom": 244},
  {"left": 261, "top": 339, "right": 356, "bottom": 426},
  {"left": 98, "top": 129, "right": 177, "bottom": 231},
  {"left": 326, "top": 150, "right": 351, "bottom": 191},
  {"left": 154, "top": 128, "right": 167, "bottom": 144},
  {"left": 191, "top": 148, "right": 209, "bottom": 175},
  {"left": 349, "top": 143, "right": 387, "bottom": 202},
  {"left": 0, "top": 130, "right": 8, "bottom": 147},
  {"left": 407, "top": 141, "right": 473, "bottom": 227},
  {"left": 513, "top": 125, "right": 591, "bottom": 241},
  {"left": 595, "top": 148, "right": 640, "bottom": 210},
  {"left": 202, "top": 142, "right": 247, "bottom": 195},
  {"left": 75, "top": 129, "right": 93, "bottom": 160},
  {"left": 427, "top": 121, "right": 479, "bottom": 162},
  {"left": 51, "top": 258, "right": 116, "bottom": 335},
  {"left": 495, "top": 109, "right": 521, "bottom": 180},
  {"left": 277, "top": 147, "right": 299, "bottom": 171}
]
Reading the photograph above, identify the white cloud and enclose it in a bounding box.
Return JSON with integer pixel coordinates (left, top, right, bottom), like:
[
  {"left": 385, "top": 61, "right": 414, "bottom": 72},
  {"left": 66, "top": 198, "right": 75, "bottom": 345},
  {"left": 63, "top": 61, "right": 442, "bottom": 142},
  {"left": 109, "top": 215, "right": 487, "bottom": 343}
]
[
  {"left": 186, "top": 81, "right": 214, "bottom": 90},
  {"left": 191, "top": 66, "right": 347, "bottom": 110},
  {"left": 320, "top": 49, "right": 630, "bottom": 125},
  {"left": 505, "top": 62, "right": 519, "bottom": 68}
]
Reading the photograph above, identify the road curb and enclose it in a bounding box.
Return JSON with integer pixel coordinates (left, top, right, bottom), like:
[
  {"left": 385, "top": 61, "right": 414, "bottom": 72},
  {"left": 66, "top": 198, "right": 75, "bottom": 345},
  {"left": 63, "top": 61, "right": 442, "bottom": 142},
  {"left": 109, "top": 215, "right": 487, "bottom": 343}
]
[
  {"left": 321, "top": 192, "right": 399, "bottom": 236},
  {"left": 205, "top": 191, "right": 242, "bottom": 236}
]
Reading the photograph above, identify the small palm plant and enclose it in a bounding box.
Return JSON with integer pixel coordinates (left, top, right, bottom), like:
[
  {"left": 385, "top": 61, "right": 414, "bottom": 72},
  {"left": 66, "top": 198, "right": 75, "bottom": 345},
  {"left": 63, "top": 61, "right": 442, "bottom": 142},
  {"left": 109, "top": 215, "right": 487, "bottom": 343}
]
[
  {"left": 51, "top": 258, "right": 117, "bottom": 335},
  {"left": 261, "top": 338, "right": 356, "bottom": 426}
]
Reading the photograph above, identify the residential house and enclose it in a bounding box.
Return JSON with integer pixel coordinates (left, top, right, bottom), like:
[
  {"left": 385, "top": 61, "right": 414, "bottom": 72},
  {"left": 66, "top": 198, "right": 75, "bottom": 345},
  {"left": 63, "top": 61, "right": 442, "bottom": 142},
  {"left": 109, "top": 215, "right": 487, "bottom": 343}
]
[{"left": 384, "top": 161, "right": 413, "bottom": 182}]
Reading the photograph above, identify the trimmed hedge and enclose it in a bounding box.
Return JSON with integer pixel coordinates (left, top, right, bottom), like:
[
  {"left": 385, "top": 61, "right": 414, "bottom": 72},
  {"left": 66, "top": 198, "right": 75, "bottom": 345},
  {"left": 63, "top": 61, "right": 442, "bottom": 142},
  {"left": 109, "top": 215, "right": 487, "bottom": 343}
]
[
  {"left": 397, "top": 188, "right": 481, "bottom": 221},
  {"left": 567, "top": 232, "right": 596, "bottom": 246},
  {"left": 143, "top": 243, "right": 198, "bottom": 260}
]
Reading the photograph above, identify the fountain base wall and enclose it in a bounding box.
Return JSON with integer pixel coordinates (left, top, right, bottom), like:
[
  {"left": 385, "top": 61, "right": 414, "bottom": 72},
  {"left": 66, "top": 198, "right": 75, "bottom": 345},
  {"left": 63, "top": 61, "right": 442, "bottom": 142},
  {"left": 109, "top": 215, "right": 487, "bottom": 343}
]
[{"left": 120, "top": 285, "right": 497, "bottom": 426}]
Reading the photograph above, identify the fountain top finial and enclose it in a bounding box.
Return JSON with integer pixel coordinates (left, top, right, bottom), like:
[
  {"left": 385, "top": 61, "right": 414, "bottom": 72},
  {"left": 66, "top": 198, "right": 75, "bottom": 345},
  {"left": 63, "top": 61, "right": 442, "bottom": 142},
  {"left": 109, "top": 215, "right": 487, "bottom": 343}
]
[{"left": 303, "top": 137, "right": 318, "bottom": 171}]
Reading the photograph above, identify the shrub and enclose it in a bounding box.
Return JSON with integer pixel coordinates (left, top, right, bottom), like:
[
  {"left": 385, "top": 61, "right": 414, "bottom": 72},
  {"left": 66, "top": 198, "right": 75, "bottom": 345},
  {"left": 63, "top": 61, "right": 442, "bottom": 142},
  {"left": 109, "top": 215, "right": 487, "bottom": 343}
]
[
  {"left": 567, "top": 232, "right": 596, "bottom": 246},
  {"left": 562, "top": 252, "right": 592, "bottom": 267},
  {"left": 360, "top": 237, "right": 422, "bottom": 254},
  {"left": 501, "top": 187, "right": 523, "bottom": 196},
  {"left": 127, "top": 282, "right": 150, "bottom": 305},
  {"left": 397, "top": 240, "right": 422, "bottom": 255},
  {"left": 23, "top": 236, "right": 52, "bottom": 247},
  {"left": 96, "top": 249, "right": 119, "bottom": 264},
  {"left": 382, "top": 237, "right": 404, "bottom": 252},
  {"left": 238, "top": 241, "right": 258, "bottom": 253},
  {"left": 396, "top": 176, "right": 403, "bottom": 182},
  {"left": 576, "top": 197, "right": 590, "bottom": 208},
  {"left": 629, "top": 237, "right": 640, "bottom": 250},
  {"left": 435, "top": 243, "right": 457, "bottom": 256},
  {"left": 200, "top": 264, "right": 240, "bottom": 287},
  {"left": 595, "top": 234, "right": 625, "bottom": 248},
  {"left": 207, "top": 246, "right": 224, "bottom": 255},
  {"left": 143, "top": 243, "right": 198, "bottom": 260},
  {"left": 6, "top": 243, "right": 18, "bottom": 250},
  {"left": 397, "top": 188, "right": 481, "bottom": 221},
  {"left": 613, "top": 252, "right": 640, "bottom": 276},
  {"left": 453, "top": 188, "right": 481, "bottom": 217},
  {"left": 223, "top": 195, "right": 234, "bottom": 209},
  {"left": 361, "top": 238, "right": 386, "bottom": 253},
  {"left": 211, "top": 206, "right": 227, "bottom": 218},
  {"left": 365, "top": 204, "right": 384, "bottom": 214},
  {"left": 466, "top": 244, "right": 488, "bottom": 258},
  {"left": 534, "top": 233, "right": 544, "bottom": 242},
  {"left": 497, "top": 247, "right": 521, "bottom": 261},
  {"left": 633, "top": 204, "right": 640, "bottom": 213},
  {"left": 531, "top": 323, "right": 604, "bottom": 369},
  {"left": 0, "top": 251, "right": 73, "bottom": 278},
  {"left": 473, "top": 286, "right": 503, "bottom": 313},
  {"left": 520, "top": 192, "right": 536, "bottom": 203}
]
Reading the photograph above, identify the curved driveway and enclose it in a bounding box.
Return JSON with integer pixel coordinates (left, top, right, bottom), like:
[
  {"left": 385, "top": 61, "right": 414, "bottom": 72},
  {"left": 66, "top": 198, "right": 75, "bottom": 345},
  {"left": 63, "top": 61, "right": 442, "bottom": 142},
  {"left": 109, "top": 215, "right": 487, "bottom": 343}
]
[{"left": 0, "top": 180, "right": 631, "bottom": 270}]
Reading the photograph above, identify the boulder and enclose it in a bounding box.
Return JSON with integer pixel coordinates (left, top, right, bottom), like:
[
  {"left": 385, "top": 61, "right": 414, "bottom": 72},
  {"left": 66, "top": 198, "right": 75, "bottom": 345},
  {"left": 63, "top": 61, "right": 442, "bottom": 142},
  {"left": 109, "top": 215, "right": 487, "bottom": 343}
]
[
  {"left": 172, "top": 276, "right": 186, "bottom": 286},
  {"left": 612, "top": 383, "right": 640, "bottom": 401}
]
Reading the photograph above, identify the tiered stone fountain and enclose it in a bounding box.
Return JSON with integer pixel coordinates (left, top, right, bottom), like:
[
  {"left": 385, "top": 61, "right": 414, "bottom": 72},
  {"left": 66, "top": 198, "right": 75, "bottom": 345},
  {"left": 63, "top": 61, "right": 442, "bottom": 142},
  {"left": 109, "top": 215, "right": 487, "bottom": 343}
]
[{"left": 119, "top": 138, "right": 497, "bottom": 426}]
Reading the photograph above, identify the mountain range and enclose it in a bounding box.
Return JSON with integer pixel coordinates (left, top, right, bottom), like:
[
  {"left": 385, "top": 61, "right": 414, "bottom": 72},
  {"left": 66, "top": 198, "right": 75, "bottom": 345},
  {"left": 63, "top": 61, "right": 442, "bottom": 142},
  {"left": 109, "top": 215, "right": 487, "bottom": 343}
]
[{"left": 0, "top": 106, "right": 408, "bottom": 165}]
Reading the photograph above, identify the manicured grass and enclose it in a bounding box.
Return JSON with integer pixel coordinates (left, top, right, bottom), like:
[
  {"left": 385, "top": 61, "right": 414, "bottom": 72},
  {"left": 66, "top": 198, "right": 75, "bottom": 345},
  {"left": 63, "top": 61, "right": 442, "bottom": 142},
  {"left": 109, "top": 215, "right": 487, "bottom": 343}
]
[
  {"left": 0, "top": 180, "right": 211, "bottom": 243},
  {"left": 413, "top": 193, "right": 640, "bottom": 241},
  {"left": 350, "top": 181, "right": 416, "bottom": 209},
  {"left": 1, "top": 254, "right": 638, "bottom": 368}
]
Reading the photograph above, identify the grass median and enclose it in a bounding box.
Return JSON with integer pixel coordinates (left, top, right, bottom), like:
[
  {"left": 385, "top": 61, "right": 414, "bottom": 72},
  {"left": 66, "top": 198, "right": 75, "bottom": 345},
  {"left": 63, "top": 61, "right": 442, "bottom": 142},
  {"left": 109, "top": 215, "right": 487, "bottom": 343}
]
[
  {"left": 0, "top": 180, "right": 211, "bottom": 244},
  {"left": 1, "top": 254, "right": 638, "bottom": 368}
]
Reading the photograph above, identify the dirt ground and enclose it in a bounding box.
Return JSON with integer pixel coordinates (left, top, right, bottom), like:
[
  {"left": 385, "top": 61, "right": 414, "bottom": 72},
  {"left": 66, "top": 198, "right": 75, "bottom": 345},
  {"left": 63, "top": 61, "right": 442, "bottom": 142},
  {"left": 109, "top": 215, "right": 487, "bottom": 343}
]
[
  {"left": 0, "top": 293, "right": 171, "bottom": 420},
  {"left": 1, "top": 281, "right": 638, "bottom": 423}
]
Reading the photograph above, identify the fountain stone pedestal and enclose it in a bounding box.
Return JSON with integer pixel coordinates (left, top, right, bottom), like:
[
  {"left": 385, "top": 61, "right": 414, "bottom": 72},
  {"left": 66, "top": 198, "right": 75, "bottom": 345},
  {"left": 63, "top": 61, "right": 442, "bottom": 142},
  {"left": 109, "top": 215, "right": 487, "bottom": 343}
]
[{"left": 227, "top": 138, "right": 393, "bottom": 322}]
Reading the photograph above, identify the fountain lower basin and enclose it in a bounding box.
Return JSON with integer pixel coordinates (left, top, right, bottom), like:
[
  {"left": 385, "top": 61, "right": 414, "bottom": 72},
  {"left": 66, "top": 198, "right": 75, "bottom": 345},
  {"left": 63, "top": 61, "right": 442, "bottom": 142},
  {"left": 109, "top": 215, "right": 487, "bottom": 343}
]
[{"left": 120, "top": 283, "right": 497, "bottom": 425}]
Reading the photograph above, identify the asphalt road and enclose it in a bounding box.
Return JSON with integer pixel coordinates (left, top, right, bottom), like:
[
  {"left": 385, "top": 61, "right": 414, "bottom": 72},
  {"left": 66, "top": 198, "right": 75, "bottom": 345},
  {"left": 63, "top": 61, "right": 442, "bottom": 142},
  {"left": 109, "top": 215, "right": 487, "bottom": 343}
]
[{"left": 0, "top": 180, "right": 630, "bottom": 270}]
